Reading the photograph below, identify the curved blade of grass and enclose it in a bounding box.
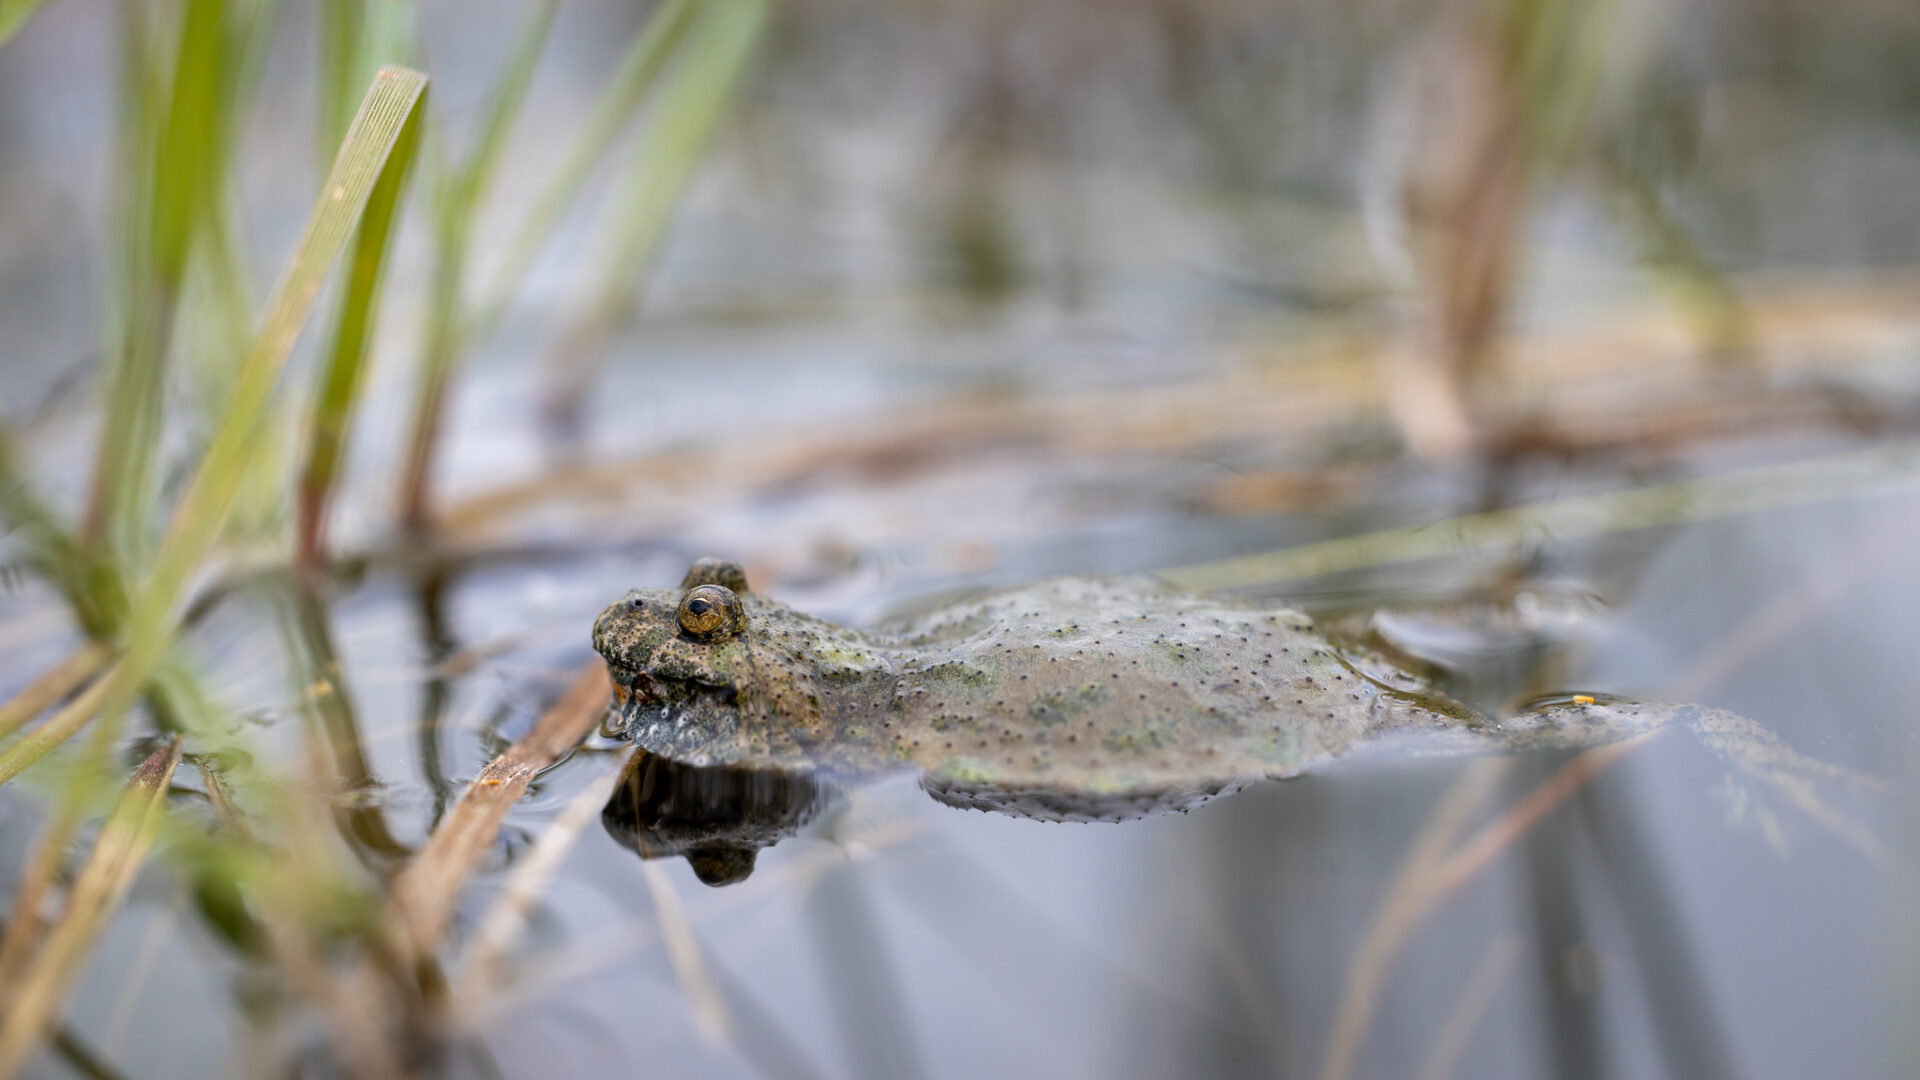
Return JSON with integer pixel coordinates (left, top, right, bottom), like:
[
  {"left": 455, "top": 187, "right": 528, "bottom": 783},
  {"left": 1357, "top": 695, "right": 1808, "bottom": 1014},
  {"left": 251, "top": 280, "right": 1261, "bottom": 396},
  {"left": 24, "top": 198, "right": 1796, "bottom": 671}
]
[
  {"left": 541, "top": 0, "right": 770, "bottom": 425},
  {"left": 296, "top": 63, "right": 425, "bottom": 573},
  {"left": 0, "top": 0, "right": 54, "bottom": 48},
  {"left": 1593, "top": 144, "right": 1749, "bottom": 360},
  {"left": 1162, "top": 441, "right": 1920, "bottom": 592},
  {"left": 0, "top": 738, "right": 181, "bottom": 1079},
  {"left": 594, "top": 0, "right": 768, "bottom": 313},
  {"left": 89, "top": 67, "right": 427, "bottom": 766}
]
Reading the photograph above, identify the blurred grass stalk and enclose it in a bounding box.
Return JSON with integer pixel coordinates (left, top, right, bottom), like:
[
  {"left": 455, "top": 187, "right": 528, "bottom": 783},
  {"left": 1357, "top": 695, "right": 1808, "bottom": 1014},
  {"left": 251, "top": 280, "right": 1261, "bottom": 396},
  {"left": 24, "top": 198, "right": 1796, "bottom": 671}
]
[
  {"left": 396, "top": 0, "right": 559, "bottom": 532},
  {"left": 85, "top": 0, "right": 248, "bottom": 567},
  {"left": 0, "top": 63, "right": 427, "bottom": 1075},
  {"left": 539, "top": 0, "right": 771, "bottom": 436},
  {"left": 397, "top": 0, "right": 768, "bottom": 529},
  {"left": 88, "top": 64, "right": 427, "bottom": 766},
  {"left": 1163, "top": 440, "right": 1920, "bottom": 592}
]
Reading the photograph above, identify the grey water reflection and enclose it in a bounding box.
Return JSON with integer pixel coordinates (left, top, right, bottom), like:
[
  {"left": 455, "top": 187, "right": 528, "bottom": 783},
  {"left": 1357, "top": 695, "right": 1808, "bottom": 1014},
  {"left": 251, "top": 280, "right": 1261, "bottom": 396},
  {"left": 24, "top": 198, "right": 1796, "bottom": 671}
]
[{"left": 601, "top": 749, "right": 826, "bottom": 886}]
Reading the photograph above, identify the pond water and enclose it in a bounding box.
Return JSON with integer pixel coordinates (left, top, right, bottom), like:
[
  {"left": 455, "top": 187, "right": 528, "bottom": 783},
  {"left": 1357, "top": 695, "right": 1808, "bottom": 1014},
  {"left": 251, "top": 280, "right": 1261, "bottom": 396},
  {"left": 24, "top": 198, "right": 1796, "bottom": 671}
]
[{"left": 2, "top": 1, "right": 1919, "bottom": 1077}]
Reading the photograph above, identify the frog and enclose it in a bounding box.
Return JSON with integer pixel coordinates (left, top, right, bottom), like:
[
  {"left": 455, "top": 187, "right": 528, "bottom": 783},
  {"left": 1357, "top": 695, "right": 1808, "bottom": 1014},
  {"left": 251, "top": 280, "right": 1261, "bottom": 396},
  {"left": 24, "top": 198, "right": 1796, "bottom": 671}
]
[{"left": 593, "top": 558, "right": 1880, "bottom": 835}]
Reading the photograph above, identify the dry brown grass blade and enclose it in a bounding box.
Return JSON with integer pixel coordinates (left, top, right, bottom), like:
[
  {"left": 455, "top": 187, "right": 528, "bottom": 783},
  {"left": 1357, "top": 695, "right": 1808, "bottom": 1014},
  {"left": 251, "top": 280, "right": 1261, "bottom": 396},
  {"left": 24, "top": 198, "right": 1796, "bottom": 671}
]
[
  {"left": 387, "top": 661, "right": 610, "bottom": 961},
  {"left": 0, "top": 643, "right": 109, "bottom": 742},
  {"left": 0, "top": 736, "right": 181, "bottom": 1079},
  {"left": 1318, "top": 737, "right": 1649, "bottom": 1080}
]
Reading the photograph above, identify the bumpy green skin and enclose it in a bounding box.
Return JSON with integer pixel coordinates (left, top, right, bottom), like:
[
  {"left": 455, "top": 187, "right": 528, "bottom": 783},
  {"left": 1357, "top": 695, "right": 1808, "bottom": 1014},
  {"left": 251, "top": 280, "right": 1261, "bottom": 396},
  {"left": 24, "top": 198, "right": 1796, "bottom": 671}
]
[{"left": 592, "top": 561, "right": 1880, "bottom": 825}]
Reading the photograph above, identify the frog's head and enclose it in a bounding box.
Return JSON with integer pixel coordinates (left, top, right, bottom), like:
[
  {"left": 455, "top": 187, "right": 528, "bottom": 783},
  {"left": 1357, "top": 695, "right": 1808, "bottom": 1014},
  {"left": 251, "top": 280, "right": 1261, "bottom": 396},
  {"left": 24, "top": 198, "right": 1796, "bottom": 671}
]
[{"left": 593, "top": 557, "right": 757, "bottom": 733}]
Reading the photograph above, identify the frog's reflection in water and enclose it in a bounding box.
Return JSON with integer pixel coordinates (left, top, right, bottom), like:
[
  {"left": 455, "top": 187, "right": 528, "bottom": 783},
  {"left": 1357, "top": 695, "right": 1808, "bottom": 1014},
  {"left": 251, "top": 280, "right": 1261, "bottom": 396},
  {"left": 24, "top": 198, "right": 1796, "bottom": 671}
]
[
  {"left": 601, "top": 749, "right": 826, "bottom": 886},
  {"left": 602, "top": 747, "right": 1265, "bottom": 889}
]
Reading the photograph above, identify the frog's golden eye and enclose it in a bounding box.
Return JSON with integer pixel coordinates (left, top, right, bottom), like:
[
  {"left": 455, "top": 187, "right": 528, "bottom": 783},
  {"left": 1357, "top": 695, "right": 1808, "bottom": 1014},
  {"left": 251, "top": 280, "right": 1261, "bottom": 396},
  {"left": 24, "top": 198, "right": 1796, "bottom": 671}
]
[{"left": 678, "top": 584, "right": 744, "bottom": 640}]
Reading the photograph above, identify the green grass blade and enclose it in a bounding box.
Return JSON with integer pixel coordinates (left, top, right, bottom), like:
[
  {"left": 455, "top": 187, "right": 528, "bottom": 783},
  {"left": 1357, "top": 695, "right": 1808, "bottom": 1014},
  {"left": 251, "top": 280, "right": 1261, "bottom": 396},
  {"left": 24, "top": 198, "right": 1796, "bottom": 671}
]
[
  {"left": 465, "top": 0, "right": 698, "bottom": 344},
  {"left": 543, "top": 0, "right": 769, "bottom": 419},
  {"left": 178, "top": 0, "right": 279, "bottom": 417},
  {"left": 87, "top": 67, "right": 428, "bottom": 768},
  {"left": 0, "top": 0, "right": 54, "bottom": 47},
  {"left": 297, "top": 70, "right": 425, "bottom": 572},
  {"left": 595, "top": 0, "right": 767, "bottom": 311}
]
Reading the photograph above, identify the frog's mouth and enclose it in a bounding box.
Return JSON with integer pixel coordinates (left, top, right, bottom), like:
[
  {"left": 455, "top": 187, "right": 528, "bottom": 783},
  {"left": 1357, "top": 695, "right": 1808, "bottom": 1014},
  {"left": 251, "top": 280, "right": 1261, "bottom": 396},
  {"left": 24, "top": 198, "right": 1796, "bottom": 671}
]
[{"left": 607, "top": 663, "right": 739, "bottom": 730}]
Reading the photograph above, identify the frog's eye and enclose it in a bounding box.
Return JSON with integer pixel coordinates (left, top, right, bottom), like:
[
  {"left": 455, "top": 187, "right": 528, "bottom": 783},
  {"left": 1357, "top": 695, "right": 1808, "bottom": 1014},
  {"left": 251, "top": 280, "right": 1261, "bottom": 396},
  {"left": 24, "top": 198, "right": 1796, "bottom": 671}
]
[{"left": 678, "top": 584, "right": 745, "bottom": 640}]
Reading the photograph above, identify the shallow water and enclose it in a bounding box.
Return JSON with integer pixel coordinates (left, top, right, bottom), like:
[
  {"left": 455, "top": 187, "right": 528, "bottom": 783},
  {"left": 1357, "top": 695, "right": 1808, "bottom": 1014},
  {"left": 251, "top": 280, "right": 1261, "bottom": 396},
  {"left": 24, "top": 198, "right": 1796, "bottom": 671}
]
[
  {"left": 3, "top": 1, "right": 1920, "bottom": 1077},
  {"left": 23, "top": 431, "right": 1892, "bottom": 1080}
]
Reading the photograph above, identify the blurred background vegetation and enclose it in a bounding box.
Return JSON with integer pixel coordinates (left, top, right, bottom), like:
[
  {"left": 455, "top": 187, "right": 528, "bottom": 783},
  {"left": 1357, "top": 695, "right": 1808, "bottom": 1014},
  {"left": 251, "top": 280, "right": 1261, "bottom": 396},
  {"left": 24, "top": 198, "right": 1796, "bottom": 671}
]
[{"left": 0, "top": 0, "right": 1918, "bottom": 1076}]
